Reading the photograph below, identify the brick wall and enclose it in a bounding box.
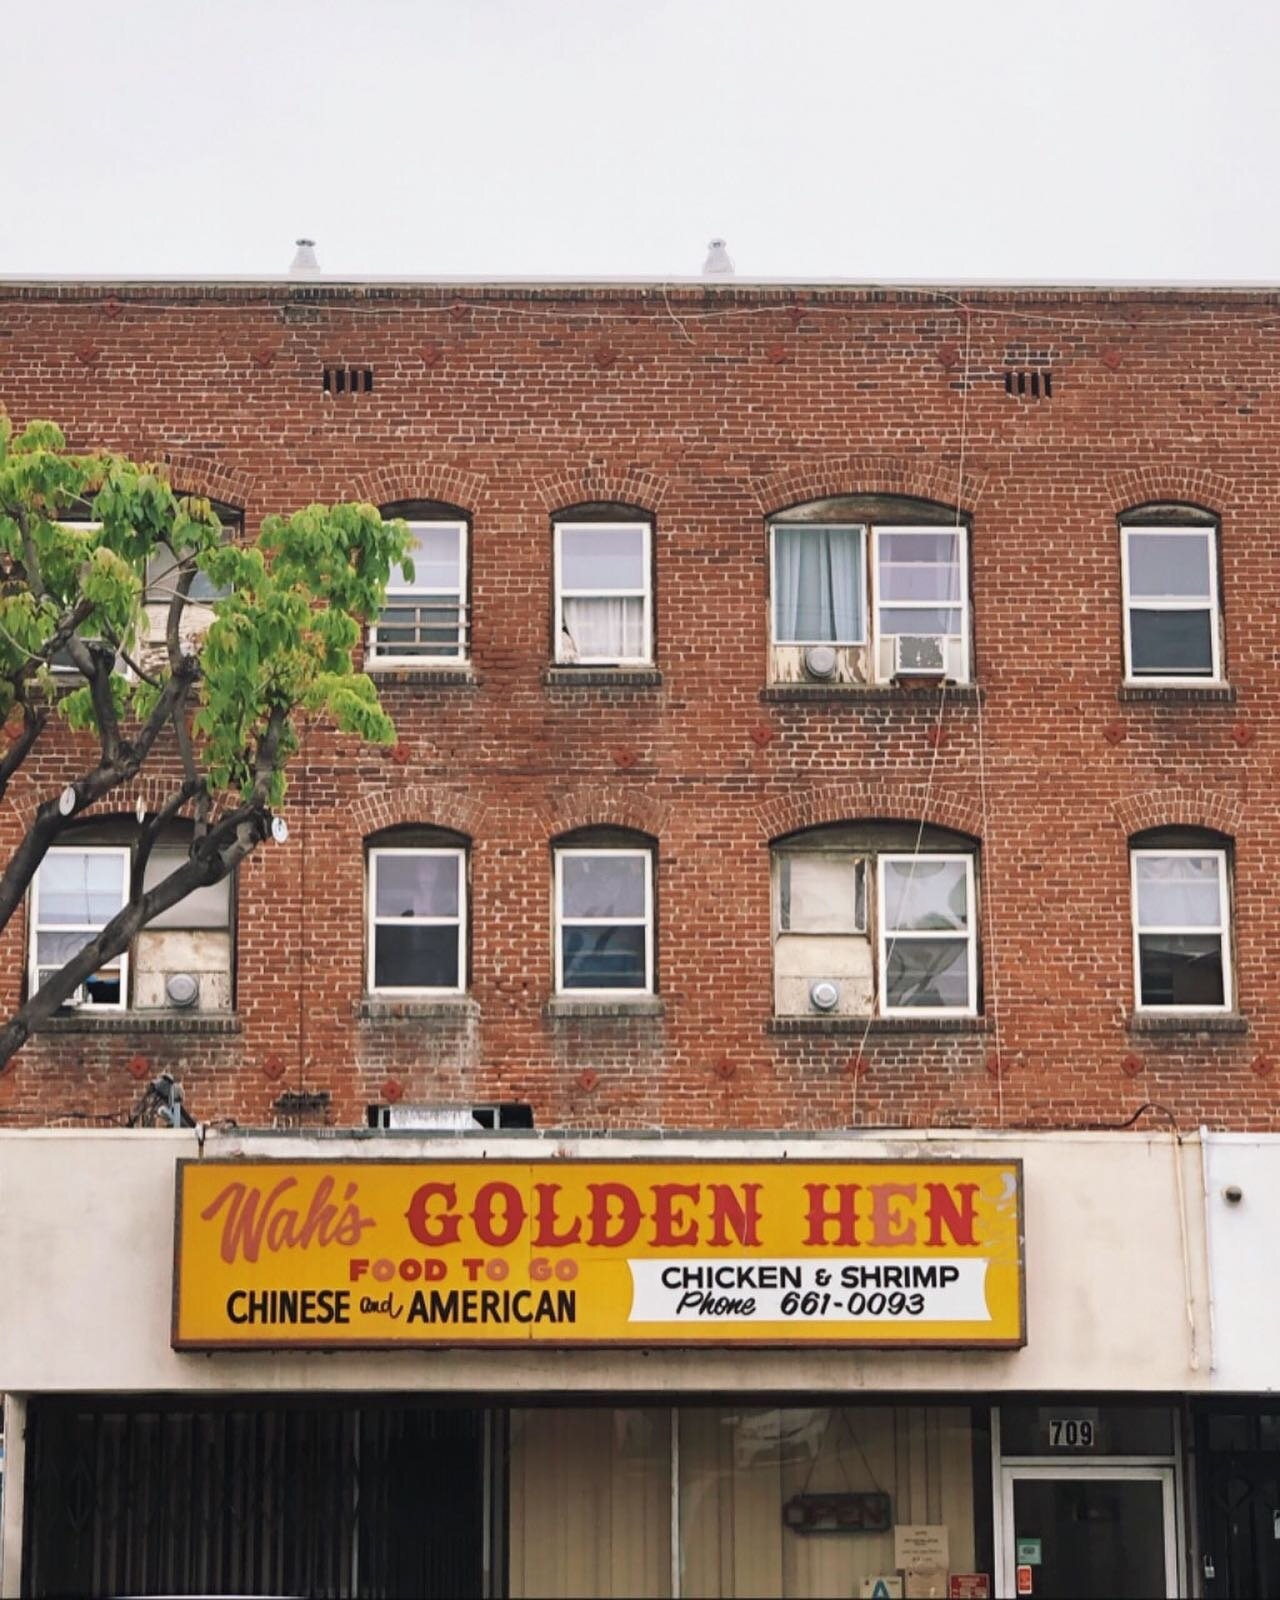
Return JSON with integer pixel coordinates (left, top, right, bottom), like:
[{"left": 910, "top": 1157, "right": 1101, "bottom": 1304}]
[{"left": 0, "top": 278, "right": 1276, "bottom": 1132}]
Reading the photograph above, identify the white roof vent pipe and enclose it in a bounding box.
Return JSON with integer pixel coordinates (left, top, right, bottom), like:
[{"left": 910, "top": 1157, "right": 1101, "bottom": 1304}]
[
  {"left": 289, "top": 238, "right": 321, "bottom": 275},
  {"left": 702, "top": 238, "right": 734, "bottom": 276}
]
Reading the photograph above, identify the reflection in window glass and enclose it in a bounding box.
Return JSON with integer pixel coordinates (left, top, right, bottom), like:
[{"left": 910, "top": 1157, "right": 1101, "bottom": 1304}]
[
  {"left": 1133, "top": 849, "right": 1229, "bottom": 1010},
  {"left": 679, "top": 1406, "right": 979, "bottom": 1599},
  {"left": 374, "top": 520, "right": 467, "bottom": 661},
  {"left": 509, "top": 1408, "right": 672, "bottom": 1599},
  {"left": 369, "top": 849, "right": 464, "bottom": 993},
  {"left": 556, "top": 522, "right": 652, "bottom": 664},
  {"left": 1124, "top": 525, "right": 1219, "bottom": 680},
  {"left": 879, "top": 855, "right": 975, "bottom": 1015},
  {"left": 557, "top": 848, "right": 652, "bottom": 992}
]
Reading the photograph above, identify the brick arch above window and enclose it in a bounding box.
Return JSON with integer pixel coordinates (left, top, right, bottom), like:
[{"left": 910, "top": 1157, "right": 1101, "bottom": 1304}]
[
  {"left": 1105, "top": 466, "right": 1232, "bottom": 515},
  {"left": 531, "top": 463, "right": 668, "bottom": 515},
  {"left": 751, "top": 455, "right": 985, "bottom": 517},
  {"left": 537, "top": 784, "right": 669, "bottom": 842},
  {"left": 754, "top": 783, "right": 982, "bottom": 844},
  {"left": 155, "top": 452, "right": 257, "bottom": 510},
  {"left": 349, "top": 462, "right": 485, "bottom": 512},
  {"left": 1111, "top": 786, "right": 1244, "bottom": 839},
  {"left": 350, "top": 785, "right": 488, "bottom": 842}
]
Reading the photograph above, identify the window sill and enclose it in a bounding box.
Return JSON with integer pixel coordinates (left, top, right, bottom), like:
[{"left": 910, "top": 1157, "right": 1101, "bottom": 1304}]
[
  {"left": 543, "top": 666, "right": 663, "bottom": 689},
  {"left": 544, "top": 996, "right": 665, "bottom": 1020},
  {"left": 1127, "top": 1011, "right": 1249, "bottom": 1036},
  {"left": 365, "top": 663, "right": 479, "bottom": 687},
  {"left": 1117, "top": 683, "right": 1235, "bottom": 705},
  {"left": 760, "top": 683, "right": 982, "bottom": 705},
  {"left": 357, "top": 996, "right": 479, "bottom": 1023},
  {"left": 768, "top": 1014, "right": 987, "bottom": 1036},
  {"left": 34, "top": 1011, "right": 241, "bottom": 1036}
]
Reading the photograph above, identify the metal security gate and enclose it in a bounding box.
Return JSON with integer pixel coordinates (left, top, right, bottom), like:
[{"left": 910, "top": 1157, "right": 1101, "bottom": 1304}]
[{"left": 21, "top": 1397, "right": 488, "bottom": 1600}]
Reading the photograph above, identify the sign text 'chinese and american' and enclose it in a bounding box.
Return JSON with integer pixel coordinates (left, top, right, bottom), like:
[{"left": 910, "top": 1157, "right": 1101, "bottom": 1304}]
[{"left": 172, "top": 1160, "right": 1024, "bottom": 1349}]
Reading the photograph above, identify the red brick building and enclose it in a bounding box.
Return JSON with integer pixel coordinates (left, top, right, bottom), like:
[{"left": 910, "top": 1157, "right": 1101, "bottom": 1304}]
[
  {"left": 2, "top": 276, "right": 1277, "bottom": 1600},
  {"left": 0, "top": 276, "right": 1269, "bottom": 1135}
]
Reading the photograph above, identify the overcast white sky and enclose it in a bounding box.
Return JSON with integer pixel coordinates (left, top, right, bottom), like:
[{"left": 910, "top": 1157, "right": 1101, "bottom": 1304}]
[{"left": 2, "top": 0, "right": 1275, "bottom": 282}]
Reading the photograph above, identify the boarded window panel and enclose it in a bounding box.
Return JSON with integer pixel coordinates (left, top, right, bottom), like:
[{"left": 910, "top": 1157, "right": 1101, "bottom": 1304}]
[
  {"left": 142, "top": 847, "right": 231, "bottom": 929},
  {"left": 780, "top": 856, "right": 865, "bottom": 933},
  {"left": 373, "top": 924, "right": 459, "bottom": 990},
  {"left": 1138, "top": 933, "right": 1225, "bottom": 1008}
]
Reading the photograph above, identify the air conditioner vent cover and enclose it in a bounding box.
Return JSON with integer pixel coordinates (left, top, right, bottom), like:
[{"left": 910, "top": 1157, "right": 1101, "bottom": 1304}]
[
  {"left": 809, "top": 979, "right": 841, "bottom": 1012},
  {"left": 164, "top": 971, "right": 200, "bottom": 1008},
  {"left": 803, "top": 644, "right": 839, "bottom": 681}
]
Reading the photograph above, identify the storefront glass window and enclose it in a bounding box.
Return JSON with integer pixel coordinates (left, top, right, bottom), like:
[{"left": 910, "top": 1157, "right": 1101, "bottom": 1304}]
[
  {"left": 508, "top": 1407, "right": 672, "bottom": 1599},
  {"left": 678, "top": 1405, "right": 980, "bottom": 1599}
]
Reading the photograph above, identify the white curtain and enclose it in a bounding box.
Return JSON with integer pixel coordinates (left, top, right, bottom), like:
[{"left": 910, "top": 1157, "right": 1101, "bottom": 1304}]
[
  {"left": 561, "top": 597, "right": 645, "bottom": 660},
  {"left": 773, "top": 528, "right": 862, "bottom": 642}
]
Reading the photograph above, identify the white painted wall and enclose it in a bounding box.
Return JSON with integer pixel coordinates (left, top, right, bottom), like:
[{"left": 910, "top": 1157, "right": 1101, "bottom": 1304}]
[
  {"left": 0, "top": 1126, "right": 1211, "bottom": 1396},
  {"left": 1201, "top": 1132, "right": 1280, "bottom": 1392}
]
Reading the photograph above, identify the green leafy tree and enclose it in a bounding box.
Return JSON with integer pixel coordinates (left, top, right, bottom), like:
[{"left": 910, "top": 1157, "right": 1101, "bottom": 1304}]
[{"left": 0, "top": 413, "right": 412, "bottom": 1067}]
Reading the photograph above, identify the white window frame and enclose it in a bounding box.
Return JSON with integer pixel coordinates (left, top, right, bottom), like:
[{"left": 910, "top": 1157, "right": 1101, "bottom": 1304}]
[
  {"left": 1130, "top": 846, "right": 1232, "bottom": 1014},
  {"left": 553, "top": 521, "right": 653, "bottom": 666},
  {"left": 1121, "top": 523, "right": 1222, "bottom": 685},
  {"left": 368, "top": 519, "right": 469, "bottom": 666},
  {"left": 768, "top": 523, "right": 868, "bottom": 646},
  {"left": 28, "top": 844, "right": 130, "bottom": 1011},
  {"left": 367, "top": 846, "right": 467, "bottom": 996},
  {"left": 877, "top": 852, "right": 978, "bottom": 1018},
  {"left": 870, "top": 524, "right": 971, "bottom": 685},
  {"left": 554, "top": 846, "right": 654, "bottom": 996}
]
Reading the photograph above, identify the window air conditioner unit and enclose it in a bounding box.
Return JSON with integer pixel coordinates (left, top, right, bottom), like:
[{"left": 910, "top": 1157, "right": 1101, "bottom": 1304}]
[{"left": 894, "top": 634, "right": 946, "bottom": 678}]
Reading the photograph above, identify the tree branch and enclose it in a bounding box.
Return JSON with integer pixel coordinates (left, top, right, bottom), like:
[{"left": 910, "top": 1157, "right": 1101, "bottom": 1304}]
[
  {"left": 13, "top": 505, "right": 44, "bottom": 602},
  {"left": 0, "top": 702, "right": 47, "bottom": 805},
  {"left": 0, "top": 801, "right": 270, "bottom": 1068},
  {"left": 0, "top": 655, "right": 200, "bottom": 940}
]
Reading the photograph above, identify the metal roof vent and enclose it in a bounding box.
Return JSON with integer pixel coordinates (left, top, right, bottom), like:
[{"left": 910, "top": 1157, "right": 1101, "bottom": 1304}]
[
  {"left": 702, "top": 238, "right": 734, "bottom": 276},
  {"left": 289, "top": 238, "right": 321, "bottom": 275}
]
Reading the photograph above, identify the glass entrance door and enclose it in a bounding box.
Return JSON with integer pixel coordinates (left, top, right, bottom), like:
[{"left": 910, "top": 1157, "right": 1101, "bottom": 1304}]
[{"left": 1001, "top": 1467, "right": 1177, "bottom": 1599}]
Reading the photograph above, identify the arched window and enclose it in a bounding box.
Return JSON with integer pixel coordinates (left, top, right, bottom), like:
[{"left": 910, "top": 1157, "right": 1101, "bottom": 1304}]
[
  {"left": 365, "top": 825, "right": 469, "bottom": 995},
  {"left": 1119, "top": 503, "right": 1223, "bottom": 684},
  {"left": 552, "top": 504, "right": 654, "bottom": 667},
  {"left": 28, "top": 818, "right": 234, "bottom": 1013},
  {"left": 553, "top": 827, "right": 655, "bottom": 995},
  {"left": 1130, "top": 826, "right": 1233, "bottom": 1011},
  {"left": 767, "top": 495, "right": 971, "bottom": 687},
  {"left": 371, "top": 499, "right": 470, "bottom": 666},
  {"left": 772, "top": 822, "right": 979, "bottom": 1018},
  {"left": 144, "top": 495, "right": 241, "bottom": 607}
]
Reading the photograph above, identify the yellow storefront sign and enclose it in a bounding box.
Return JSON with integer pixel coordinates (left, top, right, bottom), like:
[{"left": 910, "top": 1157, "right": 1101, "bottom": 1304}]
[{"left": 172, "top": 1158, "right": 1024, "bottom": 1349}]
